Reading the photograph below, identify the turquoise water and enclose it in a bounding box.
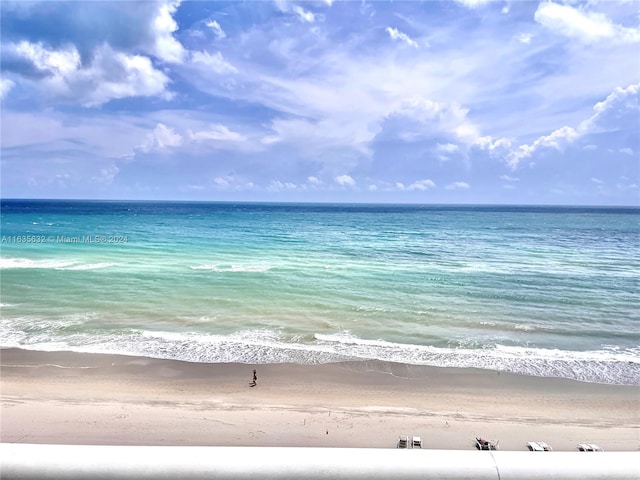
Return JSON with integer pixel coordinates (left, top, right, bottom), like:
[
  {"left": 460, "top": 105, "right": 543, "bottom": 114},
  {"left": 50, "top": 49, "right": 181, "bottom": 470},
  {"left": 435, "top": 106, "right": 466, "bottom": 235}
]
[{"left": 1, "top": 200, "right": 639, "bottom": 385}]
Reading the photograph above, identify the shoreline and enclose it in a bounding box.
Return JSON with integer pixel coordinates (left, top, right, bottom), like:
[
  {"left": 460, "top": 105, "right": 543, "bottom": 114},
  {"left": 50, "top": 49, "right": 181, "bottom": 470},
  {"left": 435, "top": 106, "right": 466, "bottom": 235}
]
[{"left": 2, "top": 348, "right": 639, "bottom": 451}]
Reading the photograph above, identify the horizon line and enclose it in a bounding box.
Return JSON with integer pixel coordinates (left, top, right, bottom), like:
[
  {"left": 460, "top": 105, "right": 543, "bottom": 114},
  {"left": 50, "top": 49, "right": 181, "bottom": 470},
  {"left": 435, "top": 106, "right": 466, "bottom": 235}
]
[{"left": 1, "top": 198, "right": 639, "bottom": 209}]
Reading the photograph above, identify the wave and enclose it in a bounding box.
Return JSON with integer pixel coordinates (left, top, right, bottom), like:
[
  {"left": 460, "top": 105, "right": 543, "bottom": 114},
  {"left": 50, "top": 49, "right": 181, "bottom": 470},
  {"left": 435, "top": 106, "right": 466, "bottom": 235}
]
[
  {"left": 0, "top": 258, "right": 77, "bottom": 269},
  {"left": 63, "top": 263, "right": 118, "bottom": 271},
  {"left": 190, "top": 264, "right": 271, "bottom": 272},
  {"left": 1, "top": 324, "right": 638, "bottom": 386},
  {"left": 0, "top": 258, "right": 117, "bottom": 271}
]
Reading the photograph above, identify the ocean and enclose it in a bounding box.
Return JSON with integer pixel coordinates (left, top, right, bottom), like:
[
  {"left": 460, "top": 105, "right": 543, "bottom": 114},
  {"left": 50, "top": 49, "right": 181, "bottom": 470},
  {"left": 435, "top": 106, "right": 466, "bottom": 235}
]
[{"left": 1, "top": 200, "right": 638, "bottom": 385}]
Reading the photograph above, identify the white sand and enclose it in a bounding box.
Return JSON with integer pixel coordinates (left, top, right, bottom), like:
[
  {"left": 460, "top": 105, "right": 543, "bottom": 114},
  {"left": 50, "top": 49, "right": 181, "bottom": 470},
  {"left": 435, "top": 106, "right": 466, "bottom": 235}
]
[{"left": 1, "top": 349, "right": 638, "bottom": 451}]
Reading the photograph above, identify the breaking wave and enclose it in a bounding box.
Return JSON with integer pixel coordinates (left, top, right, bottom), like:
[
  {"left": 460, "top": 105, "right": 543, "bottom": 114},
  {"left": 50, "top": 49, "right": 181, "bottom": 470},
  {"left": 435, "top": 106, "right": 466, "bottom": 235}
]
[{"left": 1, "top": 323, "right": 638, "bottom": 386}]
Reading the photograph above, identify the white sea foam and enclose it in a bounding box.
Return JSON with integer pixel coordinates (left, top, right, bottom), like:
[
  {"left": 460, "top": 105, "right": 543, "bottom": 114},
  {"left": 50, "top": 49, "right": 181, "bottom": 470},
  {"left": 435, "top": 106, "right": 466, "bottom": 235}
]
[
  {"left": 0, "top": 258, "right": 77, "bottom": 269},
  {"left": 190, "top": 264, "right": 271, "bottom": 272},
  {"left": 2, "top": 325, "right": 638, "bottom": 385},
  {"left": 63, "top": 262, "right": 117, "bottom": 271},
  {"left": 0, "top": 258, "right": 118, "bottom": 271}
]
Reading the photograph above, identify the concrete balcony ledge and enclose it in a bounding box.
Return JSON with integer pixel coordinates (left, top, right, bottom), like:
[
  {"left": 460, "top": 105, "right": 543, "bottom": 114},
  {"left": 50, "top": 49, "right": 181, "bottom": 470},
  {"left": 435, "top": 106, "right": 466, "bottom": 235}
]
[{"left": 1, "top": 444, "right": 639, "bottom": 480}]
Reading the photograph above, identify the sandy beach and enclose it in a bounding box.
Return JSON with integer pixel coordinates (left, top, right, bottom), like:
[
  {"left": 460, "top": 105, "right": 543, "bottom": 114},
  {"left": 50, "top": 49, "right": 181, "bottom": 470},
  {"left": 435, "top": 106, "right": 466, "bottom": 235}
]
[{"left": 1, "top": 348, "right": 638, "bottom": 451}]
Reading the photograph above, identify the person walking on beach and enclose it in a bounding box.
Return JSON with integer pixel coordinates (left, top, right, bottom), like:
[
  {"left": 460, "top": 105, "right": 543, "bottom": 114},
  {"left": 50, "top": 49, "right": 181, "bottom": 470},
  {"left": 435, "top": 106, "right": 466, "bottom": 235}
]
[{"left": 250, "top": 369, "right": 257, "bottom": 387}]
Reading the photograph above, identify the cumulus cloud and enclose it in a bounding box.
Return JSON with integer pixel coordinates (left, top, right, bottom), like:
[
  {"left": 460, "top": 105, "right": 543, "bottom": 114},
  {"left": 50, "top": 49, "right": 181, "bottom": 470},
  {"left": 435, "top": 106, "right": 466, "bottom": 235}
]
[
  {"left": 13, "top": 41, "right": 81, "bottom": 77},
  {"left": 475, "top": 136, "right": 512, "bottom": 153},
  {"left": 335, "top": 174, "right": 356, "bottom": 187},
  {"left": 445, "top": 181, "right": 470, "bottom": 190},
  {"left": 268, "top": 180, "right": 298, "bottom": 192},
  {"left": 507, "top": 126, "right": 578, "bottom": 168},
  {"left": 396, "top": 179, "right": 436, "bottom": 191},
  {"left": 386, "top": 27, "right": 418, "bottom": 48},
  {"left": 212, "top": 176, "right": 255, "bottom": 191},
  {"left": 152, "top": 0, "right": 187, "bottom": 63},
  {"left": 535, "top": 2, "right": 640, "bottom": 44},
  {"left": 409, "top": 179, "right": 436, "bottom": 191},
  {"left": 505, "top": 83, "right": 638, "bottom": 169},
  {"left": 579, "top": 83, "right": 639, "bottom": 133},
  {"left": 9, "top": 41, "right": 171, "bottom": 107},
  {"left": 139, "top": 123, "right": 183, "bottom": 153}
]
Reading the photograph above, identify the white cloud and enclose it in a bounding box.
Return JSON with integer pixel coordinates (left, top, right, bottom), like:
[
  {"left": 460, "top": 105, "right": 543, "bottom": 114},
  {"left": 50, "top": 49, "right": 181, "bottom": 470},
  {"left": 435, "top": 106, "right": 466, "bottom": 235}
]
[
  {"left": 189, "top": 124, "right": 246, "bottom": 142},
  {"left": 505, "top": 83, "right": 638, "bottom": 169},
  {"left": 88, "top": 47, "right": 174, "bottom": 106},
  {"left": 214, "top": 177, "right": 231, "bottom": 188},
  {"left": 212, "top": 176, "right": 255, "bottom": 191},
  {"left": 268, "top": 180, "right": 298, "bottom": 192},
  {"left": 386, "top": 27, "right": 418, "bottom": 48},
  {"left": 11, "top": 41, "right": 172, "bottom": 107},
  {"left": 507, "top": 126, "right": 579, "bottom": 168},
  {"left": 14, "top": 40, "right": 81, "bottom": 76},
  {"left": 140, "top": 123, "right": 183, "bottom": 153},
  {"left": 580, "top": 83, "right": 639, "bottom": 133},
  {"left": 534, "top": 2, "right": 640, "bottom": 44},
  {"left": 437, "top": 143, "right": 459, "bottom": 154},
  {"left": 408, "top": 179, "right": 435, "bottom": 191},
  {"left": 591, "top": 177, "right": 604, "bottom": 184},
  {"left": 455, "top": 0, "right": 491, "bottom": 8},
  {"left": 0, "top": 78, "right": 15, "bottom": 99},
  {"left": 307, "top": 176, "right": 321, "bottom": 184},
  {"left": 190, "top": 51, "right": 238, "bottom": 74},
  {"left": 616, "top": 181, "right": 638, "bottom": 191},
  {"left": 500, "top": 175, "right": 520, "bottom": 182},
  {"left": 293, "top": 5, "right": 315, "bottom": 23},
  {"left": 275, "top": 2, "right": 316, "bottom": 23},
  {"left": 516, "top": 33, "right": 532, "bottom": 44},
  {"left": 206, "top": 20, "right": 227, "bottom": 39},
  {"left": 407, "top": 179, "right": 436, "bottom": 191},
  {"left": 445, "top": 181, "right": 470, "bottom": 190},
  {"left": 335, "top": 174, "right": 356, "bottom": 186},
  {"left": 393, "top": 97, "right": 479, "bottom": 143},
  {"left": 152, "top": 0, "right": 187, "bottom": 63},
  {"left": 92, "top": 164, "right": 120, "bottom": 185},
  {"left": 475, "top": 136, "right": 512, "bottom": 153}
]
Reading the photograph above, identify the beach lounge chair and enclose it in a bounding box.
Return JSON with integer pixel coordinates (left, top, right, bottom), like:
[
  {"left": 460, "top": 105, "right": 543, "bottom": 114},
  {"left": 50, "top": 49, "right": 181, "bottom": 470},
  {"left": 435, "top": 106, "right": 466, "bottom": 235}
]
[
  {"left": 412, "top": 436, "right": 423, "bottom": 449},
  {"left": 578, "top": 443, "right": 602, "bottom": 452},
  {"left": 475, "top": 437, "right": 497, "bottom": 450},
  {"left": 397, "top": 435, "right": 409, "bottom": 449},
  {"left": 527, "top": 441, "right": 552, "bottom": 451}
]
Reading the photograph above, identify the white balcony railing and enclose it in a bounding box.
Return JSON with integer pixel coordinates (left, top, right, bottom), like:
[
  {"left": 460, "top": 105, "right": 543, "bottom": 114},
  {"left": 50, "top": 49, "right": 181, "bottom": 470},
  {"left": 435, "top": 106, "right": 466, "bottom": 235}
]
[{"left": 1, "top": 444, "right": 638, "bottom": 480}]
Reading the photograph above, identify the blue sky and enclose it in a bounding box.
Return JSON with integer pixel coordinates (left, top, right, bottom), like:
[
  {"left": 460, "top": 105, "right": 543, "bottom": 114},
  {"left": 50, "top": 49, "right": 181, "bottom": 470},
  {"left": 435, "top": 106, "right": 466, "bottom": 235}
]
[{"left": 1, "top": 0, "right": 638, "bottom": 205}]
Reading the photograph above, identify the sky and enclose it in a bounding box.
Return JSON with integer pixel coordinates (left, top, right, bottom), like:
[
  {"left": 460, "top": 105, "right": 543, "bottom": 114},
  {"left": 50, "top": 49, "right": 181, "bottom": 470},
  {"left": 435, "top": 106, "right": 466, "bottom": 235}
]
[{"left": 1, "top": 0, "right": 638, "bottom": 205}]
